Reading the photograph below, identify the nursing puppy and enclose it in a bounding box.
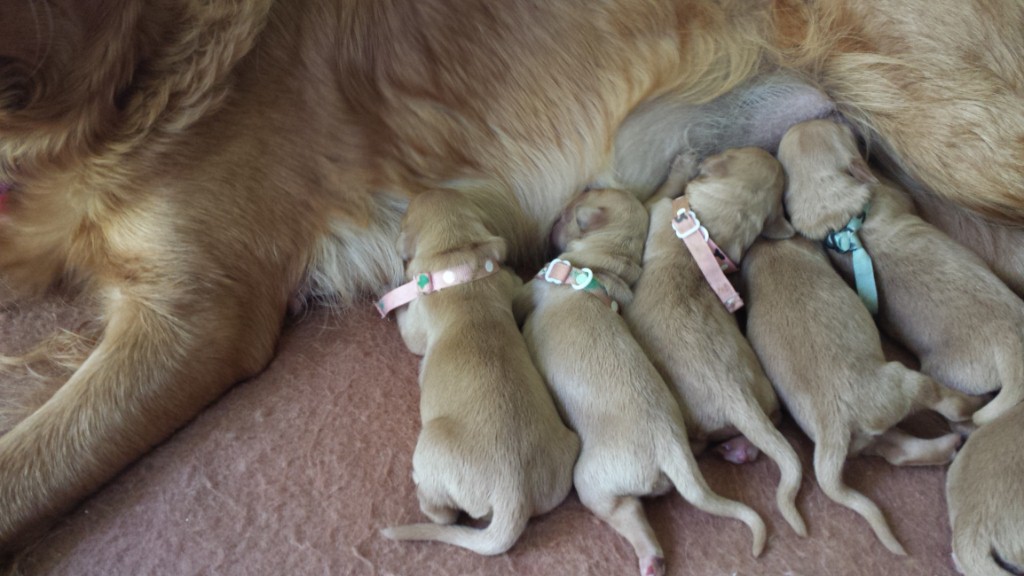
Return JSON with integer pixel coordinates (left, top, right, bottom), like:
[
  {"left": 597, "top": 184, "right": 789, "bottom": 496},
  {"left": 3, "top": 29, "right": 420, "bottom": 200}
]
[
  {"left": 778, "top": 120, "right": 1024, "bottom": 426},
  {"left": 381, "top": 190, "right": 580, "bottom": 555},
  {"left": 518, "top": 188, "right": 766, "bottom": 576},
  {"left": 947, "top": 402, "right": 1024, "bottom": 576},
  {"left": 4, "top": 0, "right": 1024, "bottom": 554},
  {"left": 625, "top": 149, "right": 806, "bottom": 536},
  {"left": 742, "top": 227, "right": 980, "bottom": 555}
]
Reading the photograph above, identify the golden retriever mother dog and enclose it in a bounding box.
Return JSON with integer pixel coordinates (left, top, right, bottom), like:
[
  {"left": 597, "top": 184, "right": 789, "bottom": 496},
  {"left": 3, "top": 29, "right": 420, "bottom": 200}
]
[{"left": 0, "top": 0, "right": 1023, "bottom": 555}]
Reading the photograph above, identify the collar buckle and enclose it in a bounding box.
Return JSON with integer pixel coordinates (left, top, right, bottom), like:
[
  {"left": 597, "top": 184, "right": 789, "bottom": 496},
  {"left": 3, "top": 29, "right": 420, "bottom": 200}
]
[
  {"left": 537, "top": 258, "right": 618, "bottom": 312},
  {"left": 542, "top": 258, "right": 572, "bottom": 284},
  {"left": 673, "top": 208, "right": 710, "bottom": 242}
]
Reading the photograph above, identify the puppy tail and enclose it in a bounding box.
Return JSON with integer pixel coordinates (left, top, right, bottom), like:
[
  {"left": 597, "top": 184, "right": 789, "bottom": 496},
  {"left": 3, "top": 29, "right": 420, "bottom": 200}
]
[
  {"left": 380, "top": 500, "right": 529, "bottom": 556},
  {"left": 730, "top": 405, "right": 807, "bottom": 537},
  {"left": 660, "top": 439, "right": 767, "bottom": 557},
  {"left": 813, "top": 425, "right": 906, "bottom": 555},
  {"left": 972, "top": 354, "right": 1024, "bottom": 426}
]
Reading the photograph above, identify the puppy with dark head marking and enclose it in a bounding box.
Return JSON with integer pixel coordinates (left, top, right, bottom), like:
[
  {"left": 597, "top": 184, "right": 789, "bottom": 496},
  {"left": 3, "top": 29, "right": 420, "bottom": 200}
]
[
  {"left": 381, "top": 189, "right": 580, "bottom": 555},
  {"left": 519, "top": 187, "right": 766, "bottom": 576},
  {"left": 947, "top": 402, "right": 1024, "bottom": 576},
  {"left": 741, "top": 204, "right": 980, "bottom": 555},
  {"left": 778, "top": 119, "right": 1024, "bottom": 426},
  {"left": 625, "top": 148, "right": 806, "bottom": 536}
]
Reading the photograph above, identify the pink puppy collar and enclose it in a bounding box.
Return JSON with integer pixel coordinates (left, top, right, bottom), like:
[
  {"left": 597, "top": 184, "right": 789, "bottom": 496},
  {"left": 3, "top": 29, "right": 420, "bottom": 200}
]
[
  {"left": 671, "top": 197, "right": 743, "bottom": 313},
  {"left": 375, "top": 258, "right": 500, "bottom": 317}
]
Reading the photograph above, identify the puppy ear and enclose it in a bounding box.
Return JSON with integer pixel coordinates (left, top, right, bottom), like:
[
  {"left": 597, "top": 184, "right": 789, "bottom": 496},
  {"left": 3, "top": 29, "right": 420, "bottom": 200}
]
[
  {"left": 700, "top": 156, "right": 730, "bottom": 178},
  {"left": 398, "top": 229, "right": 416, "bottom": 261},
  {"left": 847, "top": 158, "right": 879, "bottom": 185},
  {"left": 761, "top": 213, "right": 796, "bottom": 240},
  {"left": 475, "top": 235, "right": 507, "bottom": 264},
  {"left": 575, "top": 205, "right": 607, "bottom": 233}
]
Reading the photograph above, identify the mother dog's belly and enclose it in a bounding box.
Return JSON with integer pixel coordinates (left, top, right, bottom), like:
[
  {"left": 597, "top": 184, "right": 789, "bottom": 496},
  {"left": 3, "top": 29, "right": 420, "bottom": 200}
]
[
  {"left": 599, "top": 72, "right": 835, "bottom": 195},
  {"left": 440, "top": 73, "right": 835, "bottom": 251},
  {"left": 299, "top": 3, "right": 835, "bottom": 302},
  {"left": 307, "top": 74, "right": 834, "bottom": 304}
]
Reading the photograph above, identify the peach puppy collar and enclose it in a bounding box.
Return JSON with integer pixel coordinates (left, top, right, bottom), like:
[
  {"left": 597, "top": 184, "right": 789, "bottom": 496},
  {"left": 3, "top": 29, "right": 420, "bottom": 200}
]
[
  {"left": 375, "top": 258, "right": 500, "bottom": 317},
  {"left": 671, "top": 197, "right": 743, "bottom": 313}
]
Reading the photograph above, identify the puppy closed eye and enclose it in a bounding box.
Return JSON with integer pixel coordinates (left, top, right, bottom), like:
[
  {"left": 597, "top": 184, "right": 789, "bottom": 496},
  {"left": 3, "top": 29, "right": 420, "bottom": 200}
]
[{"left": 574, "top": 205, "right": 607, "bottom": 232}]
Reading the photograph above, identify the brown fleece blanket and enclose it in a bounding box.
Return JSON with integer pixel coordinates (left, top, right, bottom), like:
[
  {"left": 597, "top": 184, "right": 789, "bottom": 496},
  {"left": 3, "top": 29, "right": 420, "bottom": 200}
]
[{"left": 4, "top": 298, "right": 958, "bottom": 576}]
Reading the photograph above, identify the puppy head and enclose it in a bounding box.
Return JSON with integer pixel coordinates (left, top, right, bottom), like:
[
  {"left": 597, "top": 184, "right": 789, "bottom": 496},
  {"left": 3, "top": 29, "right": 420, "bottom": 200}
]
[
  {"left": 777, "top": 120, "right": 878, "bottom": 240},
  {"left": 398, "top": 189, "right": 507, "bottom": 277},
  {"left": 550, "top": 188, "right": 648, "bottom": 256},
  {"left": 686, "top": 147, "right": 792, "bottom": 261}
]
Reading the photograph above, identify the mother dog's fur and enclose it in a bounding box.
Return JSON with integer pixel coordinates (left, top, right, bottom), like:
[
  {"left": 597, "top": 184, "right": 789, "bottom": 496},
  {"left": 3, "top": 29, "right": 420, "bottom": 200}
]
[{"left": 0, "top": 0, "right": 1023, "bottom": 554}]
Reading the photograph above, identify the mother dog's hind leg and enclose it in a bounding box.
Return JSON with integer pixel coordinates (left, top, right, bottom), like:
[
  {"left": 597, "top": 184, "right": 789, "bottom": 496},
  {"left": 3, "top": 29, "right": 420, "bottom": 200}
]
[{"left": 0, "top": 279, "right": 283, "bottom": 555}]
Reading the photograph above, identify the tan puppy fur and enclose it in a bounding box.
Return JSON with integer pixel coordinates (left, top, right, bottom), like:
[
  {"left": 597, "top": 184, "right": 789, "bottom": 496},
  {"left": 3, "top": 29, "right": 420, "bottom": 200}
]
[
  {"left": 742, "top": 230, "right": 979, "bottom": 556},
  {"left": 381, "top": 190, "right": 579, "bottom": 555},
  {"left": 625, "top": 148, "right": 806, "bottom": 536},
  {"left": 3, "top": 0, "right": 1024, "bottom": 552},
  {"left": 518, "top": 188, "right": 766, "bottom": 576},
  {"left": 893, "top": 179, "right": 1024, "bottom": 300},
  {"left": 947, "top": 402, "right": 1024, "bottom": 576},
  {"left": 779, "top": 119, "right": 1024, "bottom": 426}
]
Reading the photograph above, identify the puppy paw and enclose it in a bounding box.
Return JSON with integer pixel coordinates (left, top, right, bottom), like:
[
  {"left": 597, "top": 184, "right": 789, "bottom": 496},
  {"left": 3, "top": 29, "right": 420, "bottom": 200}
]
[
  {"left": 716, "top": 436, "right": 760, "bottom": 464},
  {"left": 669, "top": 151, "right": 702, "bottom": 181},
  {"left": 937, "top": 432, "right": 964, "bottom": 463},
  {"left": 949, "top": 419, "right": 977, "bottom": 438},
  {"left": 639, "top": 555, "right": 666, "bottom": 576},
  {"left": 421, "top": 502, "right": 459, "bottom": 525}
]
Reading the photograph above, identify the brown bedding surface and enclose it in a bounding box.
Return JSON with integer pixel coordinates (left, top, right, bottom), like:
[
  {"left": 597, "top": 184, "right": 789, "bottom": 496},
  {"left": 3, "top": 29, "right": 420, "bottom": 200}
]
[{"left": 4, "top": 300, "right": 958, "bottom": 576}]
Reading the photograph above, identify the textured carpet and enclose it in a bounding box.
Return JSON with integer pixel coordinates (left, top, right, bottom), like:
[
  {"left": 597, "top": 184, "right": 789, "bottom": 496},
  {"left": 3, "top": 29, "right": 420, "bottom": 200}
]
[{"left": 3, "top": 299, "right": 958, "bottom": 576}]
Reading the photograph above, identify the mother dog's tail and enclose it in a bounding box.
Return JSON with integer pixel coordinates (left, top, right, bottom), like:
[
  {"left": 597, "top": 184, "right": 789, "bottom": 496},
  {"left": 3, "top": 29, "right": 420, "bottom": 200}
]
[{"left": 381, "top": 499, "right": 529, "bottom": 556}]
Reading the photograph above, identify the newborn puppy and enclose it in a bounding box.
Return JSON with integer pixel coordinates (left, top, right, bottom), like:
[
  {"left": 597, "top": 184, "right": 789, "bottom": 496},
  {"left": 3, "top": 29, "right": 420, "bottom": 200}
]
[
  {"left": 778, "top": 119, "right": 1023, "bottom": 426},
  {"left": 624, "top": 149, "right": 806, "bottom": 536},
  {"left": 947, "top": 402, "right": 1024, "bottom": 576},
  {"left": 742, "top": 227, "right": 979, "bottom": 556},
  {"left": 382, "top": 190, "right": 580, "bottom": 555},
  {"left": 519, "top": 188, "right": 767, "bottom": 576}
]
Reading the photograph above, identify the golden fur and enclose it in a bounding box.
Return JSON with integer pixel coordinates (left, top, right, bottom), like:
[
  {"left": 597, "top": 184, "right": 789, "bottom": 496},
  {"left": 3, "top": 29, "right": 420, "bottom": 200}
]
[
  {"left": 624, "top": 149, "right": 805, "bottom": 536},
  {"left": 906, "top": 187, "right": 1024, "bottom": 299},
  {"left": 382, "top": 190, "right": 579, "bottom": 555},
  {"left": 779, "top": 120, "right": 1024, "bottom": 426},
  {"left": 1, "top": 0, "right": 1024, "bottom": 555},
  {"left": 518, "top": 188, "right": 766, "bottom": 576},
  {"left": 741, "top": 232, "right": 982, "bottom": 556},
  {"left": 947, "top": 402, "right": 1024, "bottom": 576}
]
